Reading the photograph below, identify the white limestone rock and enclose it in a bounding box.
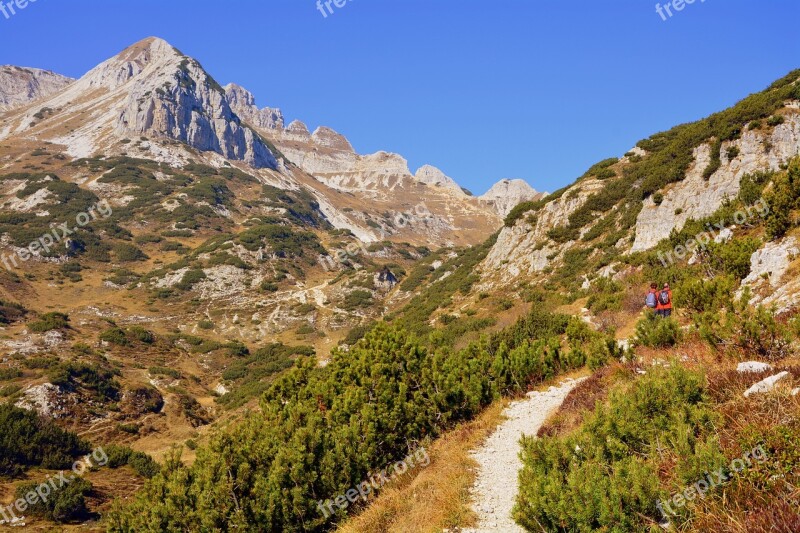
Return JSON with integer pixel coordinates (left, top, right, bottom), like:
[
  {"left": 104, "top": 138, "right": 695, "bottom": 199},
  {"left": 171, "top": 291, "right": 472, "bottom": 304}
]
[
  {"left": 312, "top": 126, "right": 354, "bottom": 152},
  {"left": 479, "top": 178, "right": 542, "bottom": 217},
  {"left": 415, "top": 165, "right": 466, "bottom": 195},
  {"left": 737, "top": 361, "right": 773, "bottom": 373},
  {"left": 743, "top": 371, "right": 790, "bottom": 397},
  {"left": 224, "top": 82, "right": 284, "bottom": 130},
  {"left": 631, "top": 114, "right": 800, "bottom": 252},
  {"left": 0, "top": 65, "right": 73, "bottom": 111},
  {"left": 8, "top": 37, "right": 279, "bottom": 169}
]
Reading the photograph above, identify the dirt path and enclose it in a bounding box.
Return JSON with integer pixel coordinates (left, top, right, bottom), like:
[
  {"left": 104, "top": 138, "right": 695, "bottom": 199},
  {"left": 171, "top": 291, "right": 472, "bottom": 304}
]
[{"left": 463, "top": 378, "right": 585, "bottom": 532}]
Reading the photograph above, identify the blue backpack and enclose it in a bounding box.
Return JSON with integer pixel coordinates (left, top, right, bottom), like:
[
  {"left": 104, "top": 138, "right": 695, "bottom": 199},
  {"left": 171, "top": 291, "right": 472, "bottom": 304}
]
[{"left": 646, "top": 291, "right": 657, "bottom": 308}]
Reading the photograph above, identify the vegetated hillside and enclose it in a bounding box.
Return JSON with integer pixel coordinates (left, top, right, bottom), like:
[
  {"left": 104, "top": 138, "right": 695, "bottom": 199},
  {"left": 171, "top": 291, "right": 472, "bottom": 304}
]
[
  {"left": 105, "top": 72, "right": 800, "bottom": 532},
  {"left": 0, "top": 36, "right": 532, "bottom": 528}
]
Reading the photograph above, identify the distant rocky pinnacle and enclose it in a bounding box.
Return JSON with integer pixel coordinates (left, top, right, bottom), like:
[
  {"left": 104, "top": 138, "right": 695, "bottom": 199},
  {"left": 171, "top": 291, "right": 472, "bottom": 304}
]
[
  {"left": 223, "top": 82, "right": 541, "bottom": 203},
  {"left": 479, "top": 179, "right": 543, "bottom": 216},
  {"left": 415, "top": 165, "right": 466, "bottom": 195},
  {"left": 224, "top": 83, "right": 284, "bottom": 131},
  {"left": 0, "top": 66, "right": 73, "bottom": 111}
]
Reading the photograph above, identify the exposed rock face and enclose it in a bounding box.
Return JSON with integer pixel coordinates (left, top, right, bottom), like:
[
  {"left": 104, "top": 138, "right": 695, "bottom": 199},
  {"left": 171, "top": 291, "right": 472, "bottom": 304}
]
[
  {"left": 481, "top": 106, "right": 800, "bottom": 291},
  {"left": 112, "top": 39, "right": 277, "bottom": 168},
  {"left": 632, "top": 113, "right": 800, "bottom": 252},
  {"left": 742, "top": 237, "right": 798, "bottom": 290},
  {"left": 282, "top": 120, "right": 312, "bottom": 142},
  {"left": 224, "top": 83, "right": 284, "bottom": 131},
  {"left": 481, "top": 178, "right": 606, "bottom": 282},
  {"left": 0, "top": 66, "right": 73, "bottom": 111},
  {"left": 312, "top": 126, "right": 354, "bottom": 152},
  {"left": 479, "top": 178, "right": 543, "bottom": 216},
  {"left": 737, "top": 361, "right": 773, "bottom": 373},
  {"left": 415, "top": 165, "right": 466, "bottom": 196},
  {"left": 741, "top": 236, "right": 800, "bottom": 312},
  {"left": 1, "top": 37, "right": 278, "bottom": 169}
]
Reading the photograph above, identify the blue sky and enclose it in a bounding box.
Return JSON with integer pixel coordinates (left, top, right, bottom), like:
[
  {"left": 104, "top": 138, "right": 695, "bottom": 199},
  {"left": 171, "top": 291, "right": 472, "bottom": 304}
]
[{"left": 1, "top": 0, "right": 798, "bottom": 194}]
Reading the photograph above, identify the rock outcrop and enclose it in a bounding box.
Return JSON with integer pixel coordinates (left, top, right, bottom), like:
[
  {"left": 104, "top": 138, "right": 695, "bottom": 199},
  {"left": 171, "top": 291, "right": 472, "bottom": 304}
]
[
  {"left": 0, "top": 66, "right": 73, "bottom": 112},
  {"left": 224, "top": 83, "right": 284, "bottom": 131},
  {"left": 631, "top": 114, "right": 800, "bottom": 252},
  {"left": 479, "top": 178, "right": 543, "bottom": 217},
  {"left": 415, "top": 165, "right": 466, "bottom": 196}
]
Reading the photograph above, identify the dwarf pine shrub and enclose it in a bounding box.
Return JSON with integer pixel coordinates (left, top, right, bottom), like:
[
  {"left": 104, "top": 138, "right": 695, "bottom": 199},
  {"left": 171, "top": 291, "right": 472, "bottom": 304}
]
[
  {"left": 514, "top": 365, "right": 720, "bottom": 532},
  {"left": 634, "top": 313, "right": 681, "bottom": 348}
]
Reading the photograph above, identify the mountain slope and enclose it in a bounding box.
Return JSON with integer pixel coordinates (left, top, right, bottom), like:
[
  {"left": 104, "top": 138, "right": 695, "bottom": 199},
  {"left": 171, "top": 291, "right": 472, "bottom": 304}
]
[
  {"left": 0, "top": 37, "right": 278, "bottom": 169},
  {"left": 0, "top": 65, "right": 73, "bottom": 112}
]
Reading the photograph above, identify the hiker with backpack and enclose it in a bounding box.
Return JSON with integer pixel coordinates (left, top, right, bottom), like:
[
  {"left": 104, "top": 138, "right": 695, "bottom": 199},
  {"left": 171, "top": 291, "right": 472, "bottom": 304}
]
[
  {"left": 645, "top": 283, "right": 659, "bottom": 313},
  {"left": 657, "top": 283, "right": 673, "bottom": 318}
]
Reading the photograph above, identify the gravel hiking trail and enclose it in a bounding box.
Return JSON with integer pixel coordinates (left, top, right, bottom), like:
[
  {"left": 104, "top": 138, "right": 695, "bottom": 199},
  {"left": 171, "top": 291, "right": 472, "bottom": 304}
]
[{"left": 462, "top": 377, "right": 585, "bottom": 532}]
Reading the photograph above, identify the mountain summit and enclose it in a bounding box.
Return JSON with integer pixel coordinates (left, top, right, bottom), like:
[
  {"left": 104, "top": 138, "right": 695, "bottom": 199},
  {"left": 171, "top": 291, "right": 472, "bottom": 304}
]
[{"left": 0, "top": 37, "right": 278, "bottom": 168}]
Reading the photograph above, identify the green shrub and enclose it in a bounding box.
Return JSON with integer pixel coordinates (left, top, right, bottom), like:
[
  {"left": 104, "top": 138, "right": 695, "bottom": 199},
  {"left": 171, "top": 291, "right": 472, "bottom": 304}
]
[
  {"left": 680, "top": 276, "right": 736, "bottom": 315},
  {"left": 515, "top": 366, "right": 720, "bottom": 532},
  {"left": 0, "top": 299, "right": 26, "bottom": 324},
  {"left": 547, "top": 224, "right": 579, "bottom": 243},
  {"left": 342, "top": 290, "right": 373, "bottom": 310},
  {"left": 49, "top": 362, "right": 120, "bottom": 401},
  {"left": 16, "top": 478, "right": 93, "bottom": 523},
  {"left": 652, "top": 192, "right": 664, "bottom": 205},
  {"left": 113, "top": 243, "right": 149, "bottom": 262},
  {"left": 764, "top": 158, "right": 800, "bottom": 240},
  {"left": 738, "top": 170, "right": 773, "bottom": 206},
  {"left": 0, "top": 404, "right": 90, "bottom": 477},
  {"left": 176, "top": 268, "right": 206, "bottom": 291},
  {"left": 128, "top": 326, "right": 155, "bottom": 344},
  {"left": 0, "top": 368, "right": 22, "bottom": 381},
  {"left": 697, "top": 290, "right": 790, "bottom": 360},
  {"left": 260, "top": 281, "right": 279, "bottom": 292},
  {"left": 100, "top": 327, "right": 129, "bottom": 346},
  {"left": 634, "top": 313, "right": 681, "bottom": 348},
  {"left": 706, "top": 237, "right": 761, "bottom": 279},
  {"left": 767, "top": 114, "right": 785, "bottom": 127},
  {"left": 28, "top": 312, "right": 69, "bottom": 332}
]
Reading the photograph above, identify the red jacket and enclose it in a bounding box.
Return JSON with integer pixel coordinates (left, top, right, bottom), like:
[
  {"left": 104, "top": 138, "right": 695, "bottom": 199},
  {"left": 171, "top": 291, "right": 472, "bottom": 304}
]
[{"left": 656, "top": 289, "right": 673, "bottom": 310}]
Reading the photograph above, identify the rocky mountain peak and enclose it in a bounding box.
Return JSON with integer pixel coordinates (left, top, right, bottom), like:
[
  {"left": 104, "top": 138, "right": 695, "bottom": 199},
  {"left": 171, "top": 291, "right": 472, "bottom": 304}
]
[
  {"left": 311, "top": 126, "right": 354, "bottom": 152},
  {"left": 82, "top": 36, "right": 181, "bottom": 90},
  {"left": 0, "top": 66, "right": 73, "bottom": 112},
  {"left": 3, "top": 36, "right": 280, "bottom": 169},
  {"left": 280, "top": 120, "right": 313, "bottom": 145},
  {"left": 479, "top": 178, "right": 542, "bottom": 216},
  {"left": 414, "top": 165, "right": 466, "bottom": 195}
]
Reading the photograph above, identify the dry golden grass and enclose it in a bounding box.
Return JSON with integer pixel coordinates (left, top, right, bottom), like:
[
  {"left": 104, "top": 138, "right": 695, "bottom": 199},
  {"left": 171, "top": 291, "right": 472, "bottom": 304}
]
[
  {"left": 536, "top": 363, "right": 628, "bottom": 438},
  {"left": 336, "top": 400, "right": 506, "bottom": 533}
]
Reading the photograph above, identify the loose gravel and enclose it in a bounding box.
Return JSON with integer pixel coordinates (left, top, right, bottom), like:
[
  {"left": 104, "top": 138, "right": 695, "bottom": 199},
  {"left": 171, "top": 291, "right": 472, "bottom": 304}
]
[{"left": 462, "top": 378, "right": 585, "bottom": 532}]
